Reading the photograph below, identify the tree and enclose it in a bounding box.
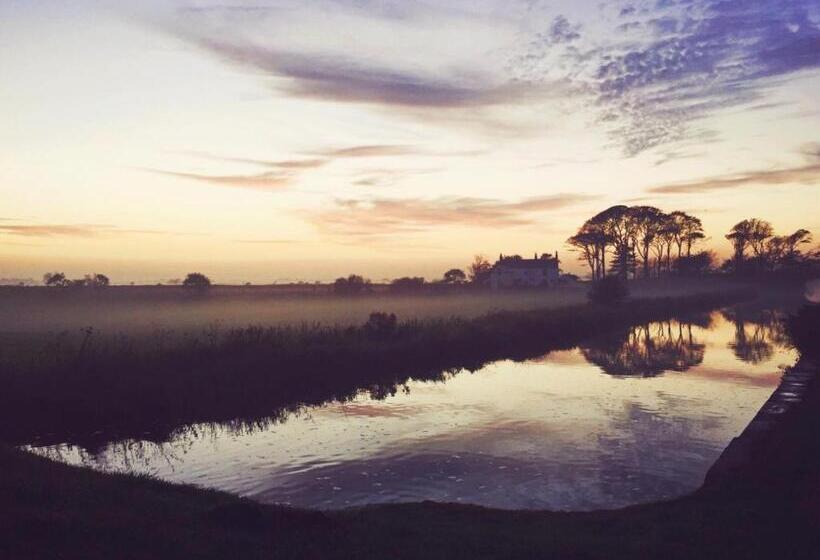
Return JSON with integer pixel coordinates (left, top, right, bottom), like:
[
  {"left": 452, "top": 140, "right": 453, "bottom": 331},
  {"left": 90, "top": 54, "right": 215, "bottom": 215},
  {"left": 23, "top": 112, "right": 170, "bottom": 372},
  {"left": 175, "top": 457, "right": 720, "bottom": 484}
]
[
  {"left": 679, "top": 213, "right": 705, "bottom": 257},
  {"left": 674, "top": 250, "right": 715, "bottom": 276},
  {"left": 468, "top": 255, "right": 492, "bottom": 285},
  {"left": 333, "top": 274, "right": 370, "bottom": 294},
  {"left": 442, "top": 268, "right": 467, "bottom": 284},
  {"left": 568, "top": 230, "right": 600, "bottom": 280},
  {"left": 389, "top": 277, "right": 425, "bottom": 292},
  {"left": 182, "top": 272, "right": 212, "bottom": 290},
  {"left": 726, "top": 219, "right": 773, "bottom": 274},
  {"left": 628, "top": 206, "right": 664, "bottom": 279},
  {"left": 609, "top": 243, "right": 636, "bottom": 279},
  {"left": 84, "top": 273, "right": 110, "bottom": 288},
  {"left": 782, "top": 229, "right": 812, "bottom": 262},
  {"left": 43, "top": 272, "right": 69, "bottom": 287}
]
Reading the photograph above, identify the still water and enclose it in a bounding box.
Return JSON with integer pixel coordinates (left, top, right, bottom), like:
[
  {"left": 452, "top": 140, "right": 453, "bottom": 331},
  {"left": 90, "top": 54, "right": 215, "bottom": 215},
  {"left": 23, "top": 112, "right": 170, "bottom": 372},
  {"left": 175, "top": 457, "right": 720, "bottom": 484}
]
[{"left": 28, "top": 310, "right": 796, "bottom": 510}]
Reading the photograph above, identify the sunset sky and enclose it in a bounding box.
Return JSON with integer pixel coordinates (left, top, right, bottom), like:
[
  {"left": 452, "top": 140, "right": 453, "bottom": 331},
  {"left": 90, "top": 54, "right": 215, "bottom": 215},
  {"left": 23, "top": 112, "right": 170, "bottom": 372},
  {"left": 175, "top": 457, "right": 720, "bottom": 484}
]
[{"left": 2, "top": 0, "right": 819, "bottom": 283}]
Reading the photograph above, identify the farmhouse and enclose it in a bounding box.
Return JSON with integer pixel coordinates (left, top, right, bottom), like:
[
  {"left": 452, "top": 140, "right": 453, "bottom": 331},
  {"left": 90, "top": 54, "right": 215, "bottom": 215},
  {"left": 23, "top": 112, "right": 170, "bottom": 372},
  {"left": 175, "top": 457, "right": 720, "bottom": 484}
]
[{"left": 489, "top": 252, "right": 560, "bottom": 289}]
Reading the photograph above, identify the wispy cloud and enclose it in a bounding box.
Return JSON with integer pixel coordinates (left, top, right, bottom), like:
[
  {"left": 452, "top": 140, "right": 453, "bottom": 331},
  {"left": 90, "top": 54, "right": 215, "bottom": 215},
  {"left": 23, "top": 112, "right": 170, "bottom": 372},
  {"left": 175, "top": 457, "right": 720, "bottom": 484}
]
[
  {"left": 182, "top": 152, "right": 328, "bottom": 170},
  {"left": 145, "top": 169, "right": 291, "bottom": 190},
  {"left": 232, "top": 238, "right": 302, "bottom": 244},
  {"left": 511, "top": 0, "right": 820, "bottom": 155},
  {"left": 649, "top": 161, "right": 820, "bottom": 194},
  {"left": 0, "top": 224, "right": 169, "bottom": 237},
  {"left": 310, "top": 193, "right": 599, "bottom": 237},
  {"left": 183, "top": 35, "right": 531, "bottom": 109}
]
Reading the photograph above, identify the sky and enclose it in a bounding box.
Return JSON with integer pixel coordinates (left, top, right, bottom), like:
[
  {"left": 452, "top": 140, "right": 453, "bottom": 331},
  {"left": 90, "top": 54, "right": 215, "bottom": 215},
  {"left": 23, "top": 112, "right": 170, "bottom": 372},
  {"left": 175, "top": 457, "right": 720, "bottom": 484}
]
[{"left": 1, "top": 0, "right": 819, "bottom": 284}]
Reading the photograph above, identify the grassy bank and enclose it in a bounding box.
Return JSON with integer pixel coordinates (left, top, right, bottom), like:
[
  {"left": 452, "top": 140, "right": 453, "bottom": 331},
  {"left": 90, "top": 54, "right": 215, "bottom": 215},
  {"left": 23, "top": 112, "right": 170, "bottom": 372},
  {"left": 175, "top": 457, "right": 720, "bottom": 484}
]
[{"left": 1, "top": 289, "right": 753, "bottom": 446}]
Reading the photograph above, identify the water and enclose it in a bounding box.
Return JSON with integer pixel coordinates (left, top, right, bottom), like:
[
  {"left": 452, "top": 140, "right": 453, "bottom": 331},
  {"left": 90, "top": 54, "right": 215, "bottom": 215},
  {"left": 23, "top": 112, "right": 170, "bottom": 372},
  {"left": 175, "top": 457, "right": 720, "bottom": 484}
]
[{"left": 27, "top": 310, "right": 797, "bottom": 511}]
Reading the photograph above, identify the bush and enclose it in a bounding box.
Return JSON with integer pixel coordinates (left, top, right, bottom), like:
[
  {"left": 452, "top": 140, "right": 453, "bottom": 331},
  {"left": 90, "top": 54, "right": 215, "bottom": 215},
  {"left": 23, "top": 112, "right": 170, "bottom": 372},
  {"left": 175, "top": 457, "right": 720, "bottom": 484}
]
[
  {"left": 363, "top": 312, "right": 397, "bottom": 339},
  {"left": 333, "top": 274, "right": 371, "bottom": 295},
  {"left": 787, "top": 304, "right": 820, "bottom": 357},
  {"left": 588, "top": 276, "right": 629, "bottom": 305},
  {"left": 182, "top": 273, "right": 211, "bottom": 290},
  {"left": 389, "top": 277, "right": 425, "bottom": 293}
]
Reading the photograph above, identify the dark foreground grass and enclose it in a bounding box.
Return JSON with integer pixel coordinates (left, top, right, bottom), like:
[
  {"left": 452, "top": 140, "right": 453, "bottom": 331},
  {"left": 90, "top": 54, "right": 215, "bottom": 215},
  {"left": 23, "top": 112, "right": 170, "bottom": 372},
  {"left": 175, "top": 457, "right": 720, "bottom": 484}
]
[{"left": 1, "top": 290, "right": 753, "bottom": 445}]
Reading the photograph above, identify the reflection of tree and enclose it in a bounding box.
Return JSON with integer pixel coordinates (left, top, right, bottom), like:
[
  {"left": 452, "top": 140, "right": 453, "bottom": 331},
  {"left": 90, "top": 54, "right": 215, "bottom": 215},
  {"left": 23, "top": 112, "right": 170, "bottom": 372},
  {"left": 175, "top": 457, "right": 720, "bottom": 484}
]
[
  {"left": 581, "top": 319, "right": 706, "bottom": 377},
  {"left": 721, "top": 308, "right": 789, "bottom": 364}
]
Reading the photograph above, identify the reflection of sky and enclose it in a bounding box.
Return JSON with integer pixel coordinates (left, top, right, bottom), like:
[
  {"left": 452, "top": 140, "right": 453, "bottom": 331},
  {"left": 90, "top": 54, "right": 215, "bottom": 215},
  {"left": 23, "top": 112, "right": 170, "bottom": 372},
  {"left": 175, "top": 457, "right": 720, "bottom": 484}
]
[{"left": 30, "top": 313, "right": 797, "bottom": 510}]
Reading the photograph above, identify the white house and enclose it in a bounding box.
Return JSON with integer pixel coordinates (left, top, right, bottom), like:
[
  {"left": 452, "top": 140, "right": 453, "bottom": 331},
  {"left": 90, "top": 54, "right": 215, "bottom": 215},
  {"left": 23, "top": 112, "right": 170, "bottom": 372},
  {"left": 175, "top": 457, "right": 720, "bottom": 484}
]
[{"left": 489, "top": 253, "right": 560, "bottom": 289}]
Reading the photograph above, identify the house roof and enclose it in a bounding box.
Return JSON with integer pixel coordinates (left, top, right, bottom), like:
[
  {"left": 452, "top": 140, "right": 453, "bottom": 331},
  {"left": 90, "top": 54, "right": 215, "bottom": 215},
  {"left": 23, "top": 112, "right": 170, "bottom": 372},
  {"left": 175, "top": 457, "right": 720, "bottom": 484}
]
[{"left": 493, "top": 256, "right": 558, "bottom": 270}]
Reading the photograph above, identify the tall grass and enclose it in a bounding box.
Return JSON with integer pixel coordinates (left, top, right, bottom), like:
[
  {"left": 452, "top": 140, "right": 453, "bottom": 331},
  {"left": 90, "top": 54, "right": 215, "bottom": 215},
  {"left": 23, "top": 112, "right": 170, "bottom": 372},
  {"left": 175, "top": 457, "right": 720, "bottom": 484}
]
[{"left": 0, "top": 289, "right": 755, "bottom": 447}]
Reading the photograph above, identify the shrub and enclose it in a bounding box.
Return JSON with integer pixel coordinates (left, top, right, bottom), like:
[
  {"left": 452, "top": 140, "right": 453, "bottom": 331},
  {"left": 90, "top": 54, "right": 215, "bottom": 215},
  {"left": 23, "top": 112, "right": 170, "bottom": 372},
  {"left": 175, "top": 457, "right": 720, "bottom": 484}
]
[
  {"left": 363, "top": 312, "right": 397, "bottom": 339},
  {"left": 389, "top": 277, "right": 425, "bottom": 293},
  {"left": 787, "top": 304, "right": 820, "bottom": 357},
  {"left": 182, "top": 273, "right": 212, "bottom": 290},
  {"left": 333, "top": 274, "right": 371, "bottom": 295},
  {"left": 588, "top": 276, "right": 629, "bottom": 305}
]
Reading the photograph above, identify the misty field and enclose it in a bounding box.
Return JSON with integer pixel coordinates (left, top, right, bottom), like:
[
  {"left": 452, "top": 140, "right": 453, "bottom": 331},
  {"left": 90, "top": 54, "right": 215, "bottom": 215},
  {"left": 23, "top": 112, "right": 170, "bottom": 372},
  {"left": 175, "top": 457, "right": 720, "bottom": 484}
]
[{"left": 0, "top": 278, "right": 742, "bottom": 335}]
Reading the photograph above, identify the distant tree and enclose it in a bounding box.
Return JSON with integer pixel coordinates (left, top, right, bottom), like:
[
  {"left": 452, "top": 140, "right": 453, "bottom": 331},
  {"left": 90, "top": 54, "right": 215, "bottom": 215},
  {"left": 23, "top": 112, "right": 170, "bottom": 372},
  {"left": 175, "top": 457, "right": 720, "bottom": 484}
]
[
  {"left": 84, "top": 273, "right": 110, "bottom": 288},
  {"left": 390, "top": 277, "right": 425, "bottom": 292},
  {"left": 333, "top": 274, "right": 370, "bottom": 295},
  {"left": 674, "top": 250, "right": 715, "bottom": 276},
  {"left": 43, "top": 272, "right": 69, "bottom": 287},
  {"left": 442, "top": 268, "right": 467, "bottom": 284},
  {"left": 726, "top": 219, "right": 773, "bottom": 274},
  {"left": 468, "top": 255, "right": 492, "bottom": 285},
  {"left": 182, "top": 272, "right": 212, "bottom": 290}
]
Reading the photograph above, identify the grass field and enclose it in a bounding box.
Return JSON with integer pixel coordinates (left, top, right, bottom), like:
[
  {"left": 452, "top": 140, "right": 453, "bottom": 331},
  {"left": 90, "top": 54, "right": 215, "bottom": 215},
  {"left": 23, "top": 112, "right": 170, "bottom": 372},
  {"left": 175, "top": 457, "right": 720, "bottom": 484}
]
[{"left": 0, "top": 278, "right": 742, "bottom": 335}]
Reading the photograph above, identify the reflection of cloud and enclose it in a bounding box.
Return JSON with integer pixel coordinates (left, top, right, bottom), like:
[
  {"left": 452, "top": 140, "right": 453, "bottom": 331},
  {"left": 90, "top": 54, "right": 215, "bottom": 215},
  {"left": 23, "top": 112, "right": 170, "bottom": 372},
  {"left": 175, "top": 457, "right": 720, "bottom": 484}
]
[{"left": 310, "top": 193, "right": 599, "bottom": 237}]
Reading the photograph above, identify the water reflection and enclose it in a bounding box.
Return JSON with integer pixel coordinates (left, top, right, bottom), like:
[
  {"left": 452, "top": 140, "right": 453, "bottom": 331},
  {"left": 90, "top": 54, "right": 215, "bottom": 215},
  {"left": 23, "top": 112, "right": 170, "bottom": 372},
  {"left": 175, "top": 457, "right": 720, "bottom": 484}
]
[
  {"left": 581, "top": 318, "right": 708, "bottom": 377},
  {"left": 722, "top": 308, "right": 791, "bottom": 364},
  {"left": 25, "top": 308, "right": 798, "bottom": 511}
]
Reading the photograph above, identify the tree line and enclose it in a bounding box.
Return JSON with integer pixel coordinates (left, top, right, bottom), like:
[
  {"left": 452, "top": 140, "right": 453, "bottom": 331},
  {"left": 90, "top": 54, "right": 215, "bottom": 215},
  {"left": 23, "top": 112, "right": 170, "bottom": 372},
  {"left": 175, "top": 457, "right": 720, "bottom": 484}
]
[{"left": 568, "top": 205, "right": 815, "bottom": 280}]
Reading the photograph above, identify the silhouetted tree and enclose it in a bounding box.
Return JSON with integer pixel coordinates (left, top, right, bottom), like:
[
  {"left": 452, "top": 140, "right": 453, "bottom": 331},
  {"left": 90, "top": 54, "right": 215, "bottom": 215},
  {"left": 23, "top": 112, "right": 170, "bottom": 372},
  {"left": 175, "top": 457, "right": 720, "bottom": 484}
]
[
  {"left": 84, "top": 273, "right": 110, "bottom": 288},
  {"left": 609, "top": 243, "right": 636, "bottom": 279},
  {"left": 389, "top": 277, "right": 425, "bottom": 292},
  {"left": 569, "top": 205, "right": 706, "bottom": 280},
  {"left": 43, "top": 272, "right": 69, "bottom": 287},
  {"left": 629, "top": 206, "right": 664, "bottom": 279},
  {"left": 442, "top": 268, "right": 467, "bottom": 284},
  {"left": 468, "top": 255, "right": 492, "bottom": 285},
  {"left": 674, "top": 250, "right": 715, "bottom": 276},
  {"left": 182, "top": 272, "right": 212, "bottom": 290},
  {"left": 725, "top": 218, "right": 773, "bottom": 274},
  {"left": 333, "top": 274, "right": 370, "bottom": 294}
]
